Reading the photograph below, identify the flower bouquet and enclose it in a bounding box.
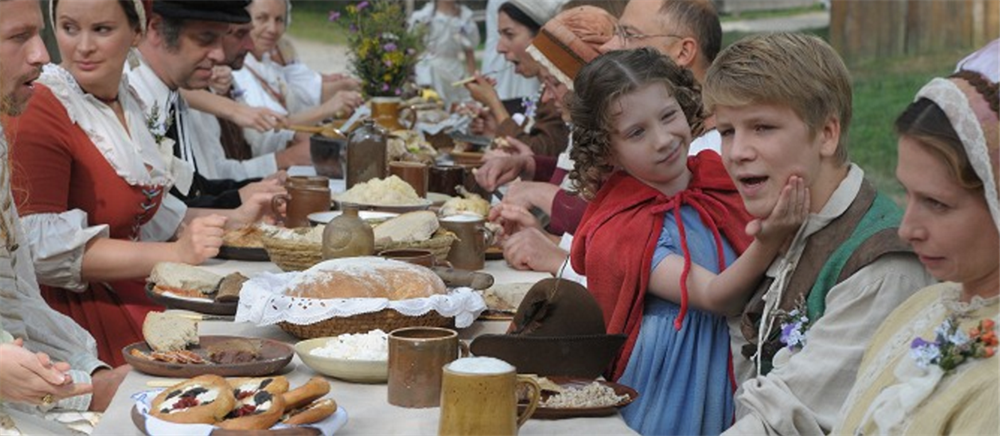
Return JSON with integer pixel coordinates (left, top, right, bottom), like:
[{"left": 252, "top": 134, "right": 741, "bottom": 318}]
[{"left": 330, "top": 0, "right": 425, "bottom": 98}]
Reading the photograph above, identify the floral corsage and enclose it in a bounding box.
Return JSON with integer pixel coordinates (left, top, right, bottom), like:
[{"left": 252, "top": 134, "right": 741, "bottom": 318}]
[
  {"left": 779, "top": 308, "right": 811, "bottom": 352},
  {"left": 145, "top": 104, "right": 174, "bottom": 152},
  {"left": 910, "top": 317, "right": 997, "bottom": 371}
]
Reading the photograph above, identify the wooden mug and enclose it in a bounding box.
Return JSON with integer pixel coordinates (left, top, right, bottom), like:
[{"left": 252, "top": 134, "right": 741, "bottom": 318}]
[{"left": 438, "top": 357, "right": 540, "bottom": 436}]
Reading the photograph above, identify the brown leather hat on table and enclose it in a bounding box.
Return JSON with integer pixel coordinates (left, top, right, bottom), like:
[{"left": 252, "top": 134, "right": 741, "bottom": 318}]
[{"left": 470, "top": 278, "right": 625, "bottom": 378}]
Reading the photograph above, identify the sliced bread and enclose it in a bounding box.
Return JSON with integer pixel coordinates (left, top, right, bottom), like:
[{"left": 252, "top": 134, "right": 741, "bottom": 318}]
[
  {"left": 149, "top": 262, "right": 223, "bottom": 296},
  {"left": 143, "top": 312, "right": 199, "bottom": 352},
  {"left": 373, "top": 211, "right": 439, "bottom": 244}
]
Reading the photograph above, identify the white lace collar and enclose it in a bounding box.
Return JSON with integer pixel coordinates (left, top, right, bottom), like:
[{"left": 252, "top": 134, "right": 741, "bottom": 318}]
[{"left": 39, "top": 64, "right": 172, "bottom": 188}]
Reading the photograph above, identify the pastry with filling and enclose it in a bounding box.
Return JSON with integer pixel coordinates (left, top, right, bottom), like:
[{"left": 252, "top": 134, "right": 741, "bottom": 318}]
[
  {"left": 150, "top": 375, "right": 235, "bottom": 424},
  {"left": 217, "top": 376, "right": 290, "bottom": 430}
]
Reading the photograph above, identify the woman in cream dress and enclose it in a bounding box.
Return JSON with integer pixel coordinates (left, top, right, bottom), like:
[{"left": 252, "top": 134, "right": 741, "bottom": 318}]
[{"left": 833, "top": 71, "right": 999, "bottom": 435}]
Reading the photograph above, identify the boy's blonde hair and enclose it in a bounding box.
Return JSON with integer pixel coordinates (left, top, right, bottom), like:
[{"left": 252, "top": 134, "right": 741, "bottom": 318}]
[{"left": 703, "top": 32, "right": 852, "bottom": 164}]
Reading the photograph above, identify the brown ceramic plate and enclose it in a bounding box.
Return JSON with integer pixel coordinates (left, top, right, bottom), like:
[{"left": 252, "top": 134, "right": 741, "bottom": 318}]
[
  {"left": 518, "top": 377, "right": 638, "bottom": 420},
  {"left": 216, "top": 245, "right": 270, "bottom": 262},
  {"left": 122, "top": 336, "right": 294, "bottom": 378},
  {"left": 144, "top": 283, "right": 237, "bottom": 316}
]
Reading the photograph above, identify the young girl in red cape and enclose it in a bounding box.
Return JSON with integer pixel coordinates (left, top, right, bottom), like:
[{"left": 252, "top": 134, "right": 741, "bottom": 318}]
[{"left": 567, "top": 48, "right": 808, "bottom": 435}]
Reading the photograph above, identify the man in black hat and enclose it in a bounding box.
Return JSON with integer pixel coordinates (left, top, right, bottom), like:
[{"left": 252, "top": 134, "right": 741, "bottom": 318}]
[{"left": 129, "top": 0, "right": 284, "bottom": 241}]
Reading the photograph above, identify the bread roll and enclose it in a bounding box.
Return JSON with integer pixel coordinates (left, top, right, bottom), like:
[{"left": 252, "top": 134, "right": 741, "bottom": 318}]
[
  {"left": 143, "top": 312, "right": 199, "bottom": 352},
  {"left": 282, "top": 376, "right": 330, "bottom": 410},
  {"left": 282, "top": 398, "right": 337, "bottom": 426},
  {"left": 284, "top": 257, "right": 446, "bottom": 300}
]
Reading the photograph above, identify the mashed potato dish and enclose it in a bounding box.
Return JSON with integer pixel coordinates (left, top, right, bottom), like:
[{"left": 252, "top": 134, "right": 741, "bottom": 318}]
[{"left": 336, "top": 176, "right": 423, "bottom": 206}]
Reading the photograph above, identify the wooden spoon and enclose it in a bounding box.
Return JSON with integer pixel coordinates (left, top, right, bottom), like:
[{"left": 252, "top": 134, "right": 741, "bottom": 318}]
[{"left": 288, "top": 124, "right": 347, "bottom": 139}]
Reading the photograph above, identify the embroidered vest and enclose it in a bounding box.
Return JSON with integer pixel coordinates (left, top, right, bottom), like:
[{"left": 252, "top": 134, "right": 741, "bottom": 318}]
[{"left": 740, "top": 179, "right": 914, "bottom": 374}]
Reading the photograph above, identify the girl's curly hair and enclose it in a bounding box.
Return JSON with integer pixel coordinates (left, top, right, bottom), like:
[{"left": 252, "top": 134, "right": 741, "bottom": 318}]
[{"left": 568, "top": 47, "right": 706, "bottom": 199}]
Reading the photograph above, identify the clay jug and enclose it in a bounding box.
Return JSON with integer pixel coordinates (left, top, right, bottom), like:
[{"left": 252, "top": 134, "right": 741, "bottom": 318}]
[
  {"left": 346, "top": 118, "right": 387, "bottom": 189},
  {"left": 322, "top": 207, "right": 375, "bottom": 259}
]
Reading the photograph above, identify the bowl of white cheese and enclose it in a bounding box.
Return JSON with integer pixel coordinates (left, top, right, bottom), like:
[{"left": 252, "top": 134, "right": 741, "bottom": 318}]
[{"left": 295, "top": 329, "right": 389, "bottom": 383}]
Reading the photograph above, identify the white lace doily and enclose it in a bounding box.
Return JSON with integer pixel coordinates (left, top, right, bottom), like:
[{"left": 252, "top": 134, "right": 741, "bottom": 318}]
[{"left": 235, "top": 271, "right": 486, "bottom": 328}]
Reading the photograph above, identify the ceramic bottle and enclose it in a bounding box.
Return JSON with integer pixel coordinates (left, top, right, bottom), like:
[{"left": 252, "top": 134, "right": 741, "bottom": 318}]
[
  {"left": 346, "top": 118, "right": 387, "bottom": 189},
  {"left": 322, "top": 208, "right": 375, "bottom": 259}
]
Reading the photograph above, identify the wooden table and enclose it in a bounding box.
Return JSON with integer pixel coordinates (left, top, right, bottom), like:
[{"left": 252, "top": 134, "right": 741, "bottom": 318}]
[{"left": 91, "top": 260, "right": 637, "bottom": 435}]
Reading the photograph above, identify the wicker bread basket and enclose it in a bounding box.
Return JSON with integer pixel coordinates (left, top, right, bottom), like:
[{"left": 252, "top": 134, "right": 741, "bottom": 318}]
[
  {"left": 278, "top": 309, "right": 454, "bottom": 339},
  {"left": 262, "top": 230, "right": 457, "bottom": 272}
]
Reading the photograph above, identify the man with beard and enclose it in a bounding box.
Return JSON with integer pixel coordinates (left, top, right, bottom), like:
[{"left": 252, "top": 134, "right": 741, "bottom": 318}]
[{"left": 0, "top": 0, "right": 127, "bottom": 425}]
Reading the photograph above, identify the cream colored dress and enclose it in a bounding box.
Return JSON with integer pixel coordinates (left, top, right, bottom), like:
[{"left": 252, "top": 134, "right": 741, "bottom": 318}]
[{"left": 834, "top": 283, "right": 1000, "bottom": 435}]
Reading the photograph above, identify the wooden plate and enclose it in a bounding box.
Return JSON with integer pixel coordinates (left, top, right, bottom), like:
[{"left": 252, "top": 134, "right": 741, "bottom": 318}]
[
  {"left": 122, "top": 336, "right": 294, "bottom": 378},
  {"left": 144, "top": 283, "right": 237, "bottom": 316},
  {"left": 518, "top": 377, "right": 638, "bottom": 420},
  {"left": 217, "top": 245, "right": 270, "bottom": 262}
]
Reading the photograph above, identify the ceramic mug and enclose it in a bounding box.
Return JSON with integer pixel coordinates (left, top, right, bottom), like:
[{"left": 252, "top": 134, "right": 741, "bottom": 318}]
[
  {"left": 428, "top": 165, "right": 466, "bottom": 197},
  {"left": 377, "top": 248, "right": 435, "bottom": 268},
  {"left": 389, "top": 161, "right": 429, "bottom": 198},
  {"left": 438, "top": 357, "right": 540, "bottom": 436},
  {"left": 287, "top": 175, "right": 330, "bottom": 189},
  {"left": 440, "top": 214, "right": 493, "bottom": 271},
  {"left": 271, "top": 185, "right": 331, "bottom": 228},
  {"left": 387, "top": 327, "right": 460, "bottom": 408}
]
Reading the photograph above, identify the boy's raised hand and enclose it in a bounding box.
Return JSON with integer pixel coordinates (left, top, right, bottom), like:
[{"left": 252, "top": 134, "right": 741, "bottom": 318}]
[{"left": 746, "top": 175, "right": 809, "bottom": 246}]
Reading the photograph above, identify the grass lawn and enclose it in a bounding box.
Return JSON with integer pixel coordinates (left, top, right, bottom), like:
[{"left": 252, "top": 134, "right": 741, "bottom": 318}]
[{"left": 287, "top": 1, "right": 349, "bottom": 46}]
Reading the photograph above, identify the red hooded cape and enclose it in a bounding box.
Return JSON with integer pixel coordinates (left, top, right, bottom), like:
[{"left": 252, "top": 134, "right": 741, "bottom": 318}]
[{"left": 570, "top": 152, "right": 753, "bottom": 380}]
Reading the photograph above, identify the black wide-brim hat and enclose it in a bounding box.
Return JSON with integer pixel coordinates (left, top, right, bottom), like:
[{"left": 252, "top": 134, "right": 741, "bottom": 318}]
[
  {"left": 470, "top": 278, "right": 626, "bottom": 379},
  {"left": 153, "top": 0, "right": 251, "bottom": 24}
]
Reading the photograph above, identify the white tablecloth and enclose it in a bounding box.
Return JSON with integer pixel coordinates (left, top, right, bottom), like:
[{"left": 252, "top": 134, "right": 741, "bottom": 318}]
[{"left": 91, "top": 261, "right": 636, "bottom": 435}]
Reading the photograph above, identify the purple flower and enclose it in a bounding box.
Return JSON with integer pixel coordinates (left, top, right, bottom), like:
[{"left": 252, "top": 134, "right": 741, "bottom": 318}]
[
  {"left": 357, "top": 1, "right": 369, "bottom": 11},
  {"left": 384, "top": 59, "right": 393, "bottom": 67},
  {"left": 349, "top": 23, "right": 358, "bottom": 33},
  {"left": 395, "top": 87, "right": 402, "bottom": 96},
  {"left": 328, "top": 11, "right": 341, "bottom": 22},
  {"left": 910, "top": 337, "right": 941, "bottom": 368},
  {"left": 383, "top": 42, "right": 397, "bottom": 52},
  {"left": 382, "top": 83, "right": 390, "bottom": 92}
]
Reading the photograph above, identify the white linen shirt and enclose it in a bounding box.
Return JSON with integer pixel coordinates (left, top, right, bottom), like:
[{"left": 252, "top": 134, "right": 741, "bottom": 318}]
[
  {"left": 724, "top": 164, "right": 935, "bottom": 435},
  {"left": 0, "top": 126, "right": 108, "bottom": 412},
  {"left": 233, "top": 55, "right": 299, "bottom": 157}
]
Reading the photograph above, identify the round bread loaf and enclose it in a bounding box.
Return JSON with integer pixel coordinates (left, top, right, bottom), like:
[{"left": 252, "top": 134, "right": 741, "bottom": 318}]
[{"left": 285, "top": 257, "right": 446, "bottom": 300}]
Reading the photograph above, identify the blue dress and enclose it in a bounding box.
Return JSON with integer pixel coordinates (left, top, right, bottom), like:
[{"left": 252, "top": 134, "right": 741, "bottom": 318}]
[{"left": 619, "top": 205, "right": 737, "bottom": 435}]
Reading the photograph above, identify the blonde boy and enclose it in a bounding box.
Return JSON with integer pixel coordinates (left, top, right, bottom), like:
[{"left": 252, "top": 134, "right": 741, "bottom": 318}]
[{"left": 703, "top": 32, "right": 933, "bottom": 434}]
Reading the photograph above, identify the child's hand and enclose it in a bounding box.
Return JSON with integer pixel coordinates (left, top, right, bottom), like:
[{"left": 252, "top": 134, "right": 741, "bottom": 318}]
[{"left": 746, "top": 175, "right": 809, "bottom": 246}]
